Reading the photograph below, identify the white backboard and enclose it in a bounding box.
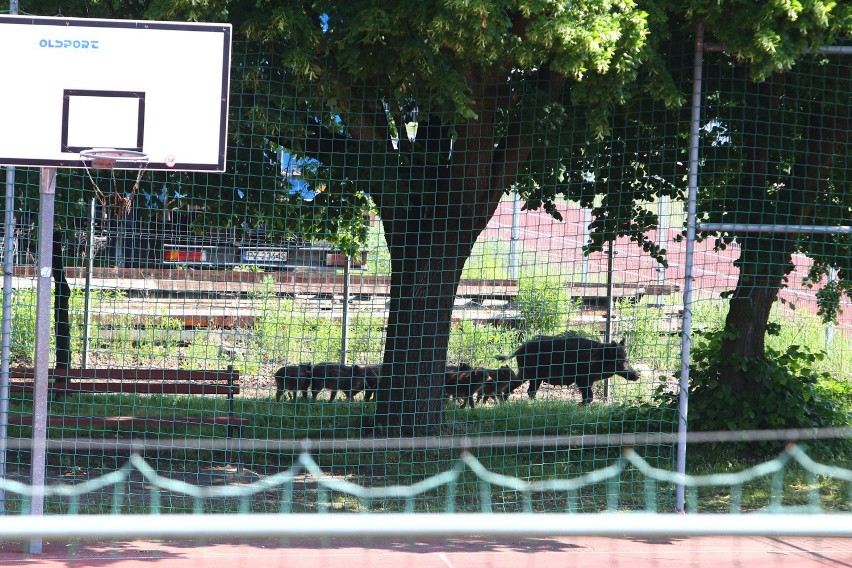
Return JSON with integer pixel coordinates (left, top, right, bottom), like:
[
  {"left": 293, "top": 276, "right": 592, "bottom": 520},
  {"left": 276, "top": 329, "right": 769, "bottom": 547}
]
[{"left": 0, "top": 15, "right": 231, "bottom": 171}]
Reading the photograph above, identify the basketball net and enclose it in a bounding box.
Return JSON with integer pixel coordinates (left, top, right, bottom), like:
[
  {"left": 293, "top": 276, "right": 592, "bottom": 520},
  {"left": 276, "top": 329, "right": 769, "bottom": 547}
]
[{"left": 80, "top": 149, "right": 149, "bottom": 218}]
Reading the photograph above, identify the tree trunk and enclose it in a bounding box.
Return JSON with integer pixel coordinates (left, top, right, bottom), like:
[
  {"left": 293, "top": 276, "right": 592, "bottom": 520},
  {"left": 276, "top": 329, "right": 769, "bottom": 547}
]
[
  {"left": 718, "top": 234, "right": 794, "bottom": 393},
  {"left": 372, "top": 204, "right": 482, "bottom": 437},
  {"left": 716, "top": 70, "right": 839, "bottom": 394},
  {"left": 335, "top": 72, "right": 542, "bottom": 436}
]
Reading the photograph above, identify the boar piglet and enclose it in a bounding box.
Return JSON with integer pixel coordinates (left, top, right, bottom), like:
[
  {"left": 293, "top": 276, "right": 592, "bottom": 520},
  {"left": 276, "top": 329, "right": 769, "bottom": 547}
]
[{"left": 274, "top": 364, "right": 313, "bottom": 402}]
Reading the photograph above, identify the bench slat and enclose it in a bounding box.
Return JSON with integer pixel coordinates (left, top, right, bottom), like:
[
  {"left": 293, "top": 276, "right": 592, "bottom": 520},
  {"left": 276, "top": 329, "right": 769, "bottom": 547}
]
[
  {"left": 10, "top": 368, "right": 238, "bottom": 382},
  {"left": 9, "top": 382, "right": 238, "bottom": 395},
  {"left": 6, "top": 415, "right": 249, "bottom": 428},
  {"left": 6, "top": 367, "right": 248, "bottom": 458}
]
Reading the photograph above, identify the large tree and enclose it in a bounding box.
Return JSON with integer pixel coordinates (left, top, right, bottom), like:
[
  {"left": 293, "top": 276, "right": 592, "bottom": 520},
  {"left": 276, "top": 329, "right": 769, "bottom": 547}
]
[
  {"left": 698, "top": 50, "right": 850, "bottom": 395},
  {"left": 13, "top": 0, "right": 850, "bottom": 432},
  {"left": 551, "top": 3, "right": 852, "bottom": 419},
  {"left": 286, "top": 3, "right": 650, "bottom": 436},
  {"left": 131, "top": 0, "right": 852, "bottom": 427},
  {"left": 173, "top": 1, "right": 654, "bottom": 436},
  {"left": 7, "top": 2, "right": 658, "bottom": 437}
]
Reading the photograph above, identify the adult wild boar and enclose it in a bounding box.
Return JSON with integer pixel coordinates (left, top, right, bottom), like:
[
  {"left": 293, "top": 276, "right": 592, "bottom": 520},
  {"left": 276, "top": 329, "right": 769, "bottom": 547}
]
[{"left": 496, "top": 335, "right": 639, "bottom": 403}]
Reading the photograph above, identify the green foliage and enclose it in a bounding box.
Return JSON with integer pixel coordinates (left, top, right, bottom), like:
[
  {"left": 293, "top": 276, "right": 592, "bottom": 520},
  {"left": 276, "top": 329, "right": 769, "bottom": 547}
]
[
  {"left": 10, "top": 288, "right": 192, "bottom": 364},
  {"left": 462, "top": 239, "right": 512, "bottom": 281},
  {"left": 69, "top": 288, "right": 128, "bottom": 304},
  {"left": 233, "top": 264, "right": 265, "bottom": 273},
  {"left": 249, "top": 297, "right": 297, "bottom": 364},
  {"left": 816, "top": 378, "right": 852, "bottom": 418},
  {"left": 10, "top": 289, "right": 36, "bottom": 361},
  {"left": 245, "top": 275, "right": 278, "bottom": 300},
  {"left": 69, "top": 288, "right": 187, "bottom": 363},
  {"left": 615, "top": 299, "right": 680, "bottom": 371},
  {"left": 697, "top": 0, "right": 852, "bottom": 81},
  {"left": 249, "top": 296, "right": 387, "bottom": 368},
  {"left": 344, "top": 317, "right": 388, "bottom": 365},
  {"left": 658, "top": 327, "right": 850, "bottom": 431},
  {"left": 362, "top": 217, "right": 392, "bottom": 276},
  {"left": 515, "top": 276, "right": 577, "bottom": 336},
  {"left": 447, "top": 321, "right": 520, "bottom": 367}
]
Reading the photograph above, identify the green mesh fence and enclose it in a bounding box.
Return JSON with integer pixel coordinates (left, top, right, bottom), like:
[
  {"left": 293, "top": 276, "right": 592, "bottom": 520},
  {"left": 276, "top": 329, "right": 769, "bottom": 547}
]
[
  {"left": 0, "top": 442, "right": 849, "bottom": 518},
  {"left": 0, "top": 442, "right": 850, "bottom": 568},
  {"left": 0, "top": 5, "right": 850, "bottom": 527},
  {"left": 681, "top": 45, "right": 852, "bottom": 434}
]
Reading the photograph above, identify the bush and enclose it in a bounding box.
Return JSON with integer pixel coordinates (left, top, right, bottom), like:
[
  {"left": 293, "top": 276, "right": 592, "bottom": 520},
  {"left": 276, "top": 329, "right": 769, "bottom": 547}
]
[
  {"left": 11, "top": 289, "right": 36, "bottom": 361},
  {"left": 447, "top": 320, "right": 521, "bottom": 366},
  {"left": 657, "top": 327, "right": 850, "bottom": 431},
  {"left": 516, "top": 276, "right": 577, "bottom": 336}
]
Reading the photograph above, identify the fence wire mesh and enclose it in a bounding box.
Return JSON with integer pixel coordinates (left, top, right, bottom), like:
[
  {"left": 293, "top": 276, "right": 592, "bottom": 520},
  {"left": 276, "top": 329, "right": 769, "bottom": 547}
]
[
  {"left": 0, "top": 8, "right": 850, "bottom": 556},
  {"left": 0, "top": 440, "right": 849, "bottom": 518}
]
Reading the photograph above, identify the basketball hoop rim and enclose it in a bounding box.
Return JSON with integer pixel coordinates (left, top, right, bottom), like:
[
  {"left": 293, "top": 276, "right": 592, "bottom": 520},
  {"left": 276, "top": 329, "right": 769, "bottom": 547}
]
[{"left": 80, "top": 148, "right": 149, "bottom": 168}]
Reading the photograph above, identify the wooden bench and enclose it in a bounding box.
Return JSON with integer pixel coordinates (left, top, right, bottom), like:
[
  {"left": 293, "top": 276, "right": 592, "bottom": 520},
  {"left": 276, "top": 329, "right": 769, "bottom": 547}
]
[{"left": 7, "top": 367, "right": 248, "bottom": 463}]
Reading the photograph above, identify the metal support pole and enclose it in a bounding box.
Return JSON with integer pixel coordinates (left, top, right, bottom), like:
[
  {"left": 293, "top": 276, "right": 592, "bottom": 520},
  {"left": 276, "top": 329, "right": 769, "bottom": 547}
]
[
  {"left": 676, "top": 22, "right": 704, "bottom": 513},
  {"left": 0, "top": 0, "right": 20, "bottom": 522},
  {"left": 655, "top": 196, "right": 670, "bottom": 307},
  {"left": 340, "top": 255, "right": 351, "bottom": 365},
  {"left": 603, "top": 240, "right": 614, "bottom": 402},
  {"left": 581, "top": 208, "right": 591, "bottom": 285},
  {"left": 82, "top": 198, "right": 96, "bottom": 368},
  {"left": 698, "top": 222, "right": 852, "bottom": 234},
  {"left": 509, "top": 189, "right": 520, "bottom": 281},
  {"left": 826, "top": 267, "right": 837, "bottom": 350},
  {"left": 29, "top": 167, "right": 57, "bottom": 554},
  {"left": 0, "top": 165, "right": 15, "bottom": 514},
  {"left": 604, "top": 241, "right": 614, "bottom": 343},
  {"left": 115, "top": 211, "right": 125, "bottom": 268}
]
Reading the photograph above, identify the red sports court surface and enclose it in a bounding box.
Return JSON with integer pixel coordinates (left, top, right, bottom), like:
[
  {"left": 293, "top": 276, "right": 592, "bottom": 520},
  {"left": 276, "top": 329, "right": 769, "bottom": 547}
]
[{"left": 1, "top": 536, "right": 851, "bottom": 567}]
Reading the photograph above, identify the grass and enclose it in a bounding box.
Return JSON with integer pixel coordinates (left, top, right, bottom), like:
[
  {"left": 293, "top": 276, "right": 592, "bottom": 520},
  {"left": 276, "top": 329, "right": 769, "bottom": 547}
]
[
  {"left": 4, "top": 203, "right": 851, "bottom": 515},
  {"left": 3, "top": 391, "right": 849, "bottom": 515},
  {"left": 681, "top": 441, "right": 852, "bottom": 513},
  {"left": 5, "top": 392, "right": 680, "bottom": 513}
]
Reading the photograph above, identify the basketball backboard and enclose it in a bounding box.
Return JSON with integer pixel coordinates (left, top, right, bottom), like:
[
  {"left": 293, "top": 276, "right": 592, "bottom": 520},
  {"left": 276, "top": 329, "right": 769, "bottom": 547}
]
[{"left": 0, "top": 15, "right": 231, "bottom": 171}]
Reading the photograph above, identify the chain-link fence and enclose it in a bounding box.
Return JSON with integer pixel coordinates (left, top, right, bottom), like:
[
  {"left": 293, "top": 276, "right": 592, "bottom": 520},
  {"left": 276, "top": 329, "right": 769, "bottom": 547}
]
[{"left": 0, "top": 10, "right": 849, "bottom": 536}]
